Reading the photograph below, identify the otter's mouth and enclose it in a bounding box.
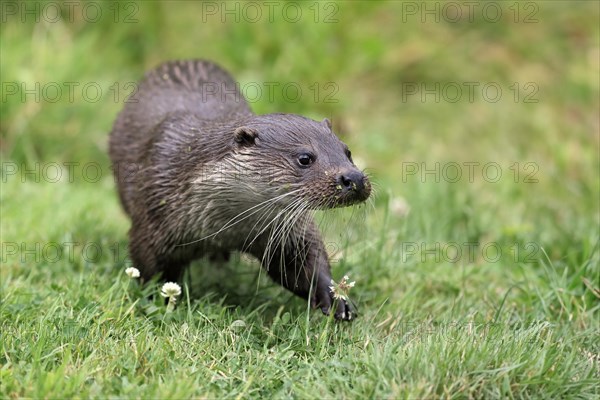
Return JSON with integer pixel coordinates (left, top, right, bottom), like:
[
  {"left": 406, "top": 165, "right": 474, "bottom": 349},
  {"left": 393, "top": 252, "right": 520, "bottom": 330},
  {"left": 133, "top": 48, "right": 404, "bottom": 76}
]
[{"left": 307, "top": 170, "right": 371, "bottom": 209}]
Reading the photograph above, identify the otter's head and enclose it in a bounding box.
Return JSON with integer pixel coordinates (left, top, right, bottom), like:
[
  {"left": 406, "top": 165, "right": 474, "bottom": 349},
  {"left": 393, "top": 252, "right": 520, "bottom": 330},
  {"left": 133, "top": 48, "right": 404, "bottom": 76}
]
[{"left": 232, "top": 114, "right": 371, "bottom": 209}]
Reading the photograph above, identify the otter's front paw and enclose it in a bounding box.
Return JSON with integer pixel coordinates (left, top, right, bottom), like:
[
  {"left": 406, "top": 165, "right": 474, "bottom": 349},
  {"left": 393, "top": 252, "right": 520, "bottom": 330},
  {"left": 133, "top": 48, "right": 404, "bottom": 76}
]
[{"left": 312, "top": 284, "right": 354, "bottom": 321}]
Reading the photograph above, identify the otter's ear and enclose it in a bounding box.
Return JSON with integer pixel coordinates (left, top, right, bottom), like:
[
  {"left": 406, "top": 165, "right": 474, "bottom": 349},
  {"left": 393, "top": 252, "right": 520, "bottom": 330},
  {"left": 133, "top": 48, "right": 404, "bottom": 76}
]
[
  {"left": 321, "top": 118, "right": 332, "bottom": 130},
  {"left": 234, "top": 126, "right": 259, "bottom": 146}
]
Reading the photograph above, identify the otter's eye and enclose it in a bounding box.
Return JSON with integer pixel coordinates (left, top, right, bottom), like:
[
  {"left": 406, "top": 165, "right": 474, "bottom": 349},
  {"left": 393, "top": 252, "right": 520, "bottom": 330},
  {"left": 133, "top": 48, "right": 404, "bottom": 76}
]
[
  {"left": 297, "top": 153, "right": 315, "bottom": 167},
  {"left": 345, "top": 149, "right": 353, "bottom": 163}
]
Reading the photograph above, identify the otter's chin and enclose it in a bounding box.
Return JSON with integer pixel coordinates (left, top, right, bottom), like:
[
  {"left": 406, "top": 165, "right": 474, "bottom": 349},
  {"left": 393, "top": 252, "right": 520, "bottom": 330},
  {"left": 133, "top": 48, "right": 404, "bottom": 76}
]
[
  {"left": 333, "top": 191, "right": 371, "bottom": 209},
  {"left": 310, "top": 183, "right": 372, "bottom": 210}
]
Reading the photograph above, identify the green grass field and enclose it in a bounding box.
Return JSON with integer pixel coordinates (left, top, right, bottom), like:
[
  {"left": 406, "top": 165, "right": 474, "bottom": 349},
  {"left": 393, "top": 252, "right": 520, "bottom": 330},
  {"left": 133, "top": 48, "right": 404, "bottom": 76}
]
[{"left": 1, "top": 1, "right": 599, "bottom": 398}]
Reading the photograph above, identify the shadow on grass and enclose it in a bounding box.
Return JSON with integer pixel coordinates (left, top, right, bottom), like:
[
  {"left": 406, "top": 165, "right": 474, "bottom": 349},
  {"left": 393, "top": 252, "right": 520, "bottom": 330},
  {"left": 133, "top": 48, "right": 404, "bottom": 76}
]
[{"left": 183, "top": 256, "right": 305, "bottom": 321}]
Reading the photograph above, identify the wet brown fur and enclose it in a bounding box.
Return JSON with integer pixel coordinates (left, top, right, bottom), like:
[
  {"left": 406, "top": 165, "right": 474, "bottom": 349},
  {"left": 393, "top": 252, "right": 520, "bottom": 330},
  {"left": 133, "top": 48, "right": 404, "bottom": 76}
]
[{"left": 109, "top": 60, "right": 370, "bottom": 320}]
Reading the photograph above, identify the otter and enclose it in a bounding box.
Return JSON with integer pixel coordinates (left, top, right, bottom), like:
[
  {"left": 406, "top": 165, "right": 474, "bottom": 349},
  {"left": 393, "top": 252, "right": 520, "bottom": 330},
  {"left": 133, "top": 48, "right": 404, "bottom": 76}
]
[{"left": 109, "top": 59, "right": 371, "bottom": 320}]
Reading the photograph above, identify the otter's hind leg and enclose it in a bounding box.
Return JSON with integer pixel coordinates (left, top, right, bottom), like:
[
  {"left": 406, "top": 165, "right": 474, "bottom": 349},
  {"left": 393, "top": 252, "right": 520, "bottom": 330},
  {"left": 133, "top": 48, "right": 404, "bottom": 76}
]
[{"left": 128, "top": 223, "right": 186, "bottom": 283}]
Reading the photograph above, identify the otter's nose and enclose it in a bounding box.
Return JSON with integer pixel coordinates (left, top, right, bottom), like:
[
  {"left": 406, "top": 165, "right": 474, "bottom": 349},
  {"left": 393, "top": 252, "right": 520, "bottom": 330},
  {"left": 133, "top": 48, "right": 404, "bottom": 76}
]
[{"left": 338, "top": 170, "right": 368, "bottom": 196}]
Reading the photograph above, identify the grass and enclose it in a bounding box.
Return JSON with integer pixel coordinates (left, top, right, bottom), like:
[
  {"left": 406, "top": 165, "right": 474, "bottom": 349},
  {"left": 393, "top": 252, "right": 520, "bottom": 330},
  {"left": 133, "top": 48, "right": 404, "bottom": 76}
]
[{"left": 1, "top": 1, "right": 599, "bottom": 398}]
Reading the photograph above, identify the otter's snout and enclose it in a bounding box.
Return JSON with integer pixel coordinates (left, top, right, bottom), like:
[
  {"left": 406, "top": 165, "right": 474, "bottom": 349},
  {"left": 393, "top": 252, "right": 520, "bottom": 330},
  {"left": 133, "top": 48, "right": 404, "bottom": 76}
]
[{"left": 337, "top": 170, "right": 371, "bottom": 203}]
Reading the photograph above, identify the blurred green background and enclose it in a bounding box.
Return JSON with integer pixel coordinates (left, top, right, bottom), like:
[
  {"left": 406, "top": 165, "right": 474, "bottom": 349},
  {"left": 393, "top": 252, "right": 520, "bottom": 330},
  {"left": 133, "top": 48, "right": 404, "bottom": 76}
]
[
  {"left": 2, "top": 1, "right": 598, "bottom": 261},
  {"left": 1, "top": 1, "right": 599, "bottom": 398}
]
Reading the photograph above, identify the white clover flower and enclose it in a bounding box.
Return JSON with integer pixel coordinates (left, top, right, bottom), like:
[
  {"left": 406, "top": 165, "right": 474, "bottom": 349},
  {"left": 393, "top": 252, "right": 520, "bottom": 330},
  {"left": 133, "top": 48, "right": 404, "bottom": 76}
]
[
  {"left": 125, "top": 267, "right": 140, "bottom": 278},
  {"left": 343, "top": 275, "right": 356, "bottom": 288},
  {"left": 390, "top": 196, "right": 410, "bottom": 217},
  {"left": 329, "top": 274, "right": 356, "bottom": 301},
  {"left": 161, "top": 282, "right": 182, "bottom": 299}
]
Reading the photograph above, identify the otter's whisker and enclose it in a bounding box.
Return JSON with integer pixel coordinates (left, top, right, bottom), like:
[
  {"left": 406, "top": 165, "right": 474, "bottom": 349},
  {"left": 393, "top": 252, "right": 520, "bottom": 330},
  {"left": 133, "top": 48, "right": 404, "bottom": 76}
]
[
  {"left": 177, "top": 189, "right": 303, "bottom": 247},
  {"left": 261, "top": 199, "right": 308, "bottom": 270}
]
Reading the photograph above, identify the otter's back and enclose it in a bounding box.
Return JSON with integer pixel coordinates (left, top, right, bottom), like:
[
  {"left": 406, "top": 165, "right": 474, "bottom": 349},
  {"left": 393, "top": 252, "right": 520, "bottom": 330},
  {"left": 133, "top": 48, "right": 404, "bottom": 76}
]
[
  {"left": 109, "top": 59, "right": 252, "bottom": 214},
  {"left": 113, "top": 59, "right": 251, "bottom": 140},
  {"left": 135, "top": 59, "right": 251, "bottom": 122}
]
